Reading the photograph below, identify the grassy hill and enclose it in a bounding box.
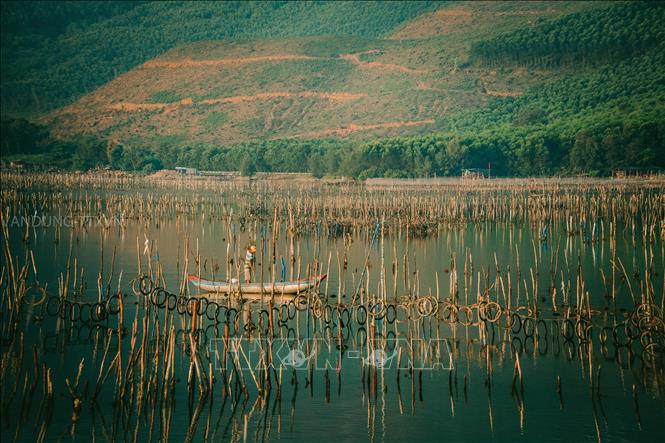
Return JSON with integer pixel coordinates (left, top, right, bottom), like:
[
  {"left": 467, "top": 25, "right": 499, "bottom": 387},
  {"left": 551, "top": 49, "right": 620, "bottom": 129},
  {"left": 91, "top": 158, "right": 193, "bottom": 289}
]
[
  {"left": 1, "top": 1, "right": 437, "bottom": 115},
  {"left": 2, "top": 1, "right": 664, "bottom": 176},
  {"left": 41, "top": 1, "right": 606, "bottom": 146}
]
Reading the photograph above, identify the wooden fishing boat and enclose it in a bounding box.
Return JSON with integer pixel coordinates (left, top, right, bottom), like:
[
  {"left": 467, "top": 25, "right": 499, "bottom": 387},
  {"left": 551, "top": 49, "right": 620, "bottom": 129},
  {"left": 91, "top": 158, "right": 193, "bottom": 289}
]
[{"left": 187, "top": 274, "right": 326, "bottom": 294}]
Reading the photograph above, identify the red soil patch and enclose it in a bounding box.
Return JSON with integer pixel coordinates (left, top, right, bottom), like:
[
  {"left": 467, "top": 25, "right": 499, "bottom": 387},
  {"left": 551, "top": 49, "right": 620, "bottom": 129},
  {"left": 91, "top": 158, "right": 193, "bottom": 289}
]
[
  {"left": 389, "top": 4, "right": 562, "bottom": 40},
  {"left": 290, "top": 119, "right": 435, "bottom": 138},
  {"left": 142, "top": 55, "right": 321, "bottom": 69},
  {"left": 435, "top": 7, "right": 472, "bottom": 18},
  {"left": 109, "top": 98, "right": 193, "bottom": 111},
  {"left": 201, "top": 91, "right": 366, "bottom": 105},
  {"left": 339, "top": 53, "right": 426, "bottom": 75},
  {"left": 109, "top": 91, "right": 366, "bottom": 111},
  {"left": 388, "top": 6, "right": 474, "bottom": 39}
]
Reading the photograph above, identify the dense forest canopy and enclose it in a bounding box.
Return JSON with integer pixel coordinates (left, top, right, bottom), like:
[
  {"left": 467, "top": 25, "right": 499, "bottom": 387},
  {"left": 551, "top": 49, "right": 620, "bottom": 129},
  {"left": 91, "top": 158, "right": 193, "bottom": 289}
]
[
  {"left": 1, "top": 1, "right": 664, "bottom": 177},
  {"left": 470, "top": 2, "right": 665, "bottom": 68}
]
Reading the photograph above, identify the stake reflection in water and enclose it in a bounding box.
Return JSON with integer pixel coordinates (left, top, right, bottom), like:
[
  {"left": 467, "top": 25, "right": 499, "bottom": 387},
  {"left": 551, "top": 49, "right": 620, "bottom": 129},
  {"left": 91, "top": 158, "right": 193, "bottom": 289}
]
[{"left": 1, "top": 172, "right": 664, "bottom": 442}]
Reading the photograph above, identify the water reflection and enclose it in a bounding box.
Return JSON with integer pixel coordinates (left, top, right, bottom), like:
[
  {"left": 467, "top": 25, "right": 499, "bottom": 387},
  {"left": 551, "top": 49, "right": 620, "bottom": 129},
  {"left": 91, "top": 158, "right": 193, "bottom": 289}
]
[
  {"left": 5, "top": 285, "right": 663, "bottom": 442},
  {"left": 1, "top": 177, "right": 664, "bottom": 442}
]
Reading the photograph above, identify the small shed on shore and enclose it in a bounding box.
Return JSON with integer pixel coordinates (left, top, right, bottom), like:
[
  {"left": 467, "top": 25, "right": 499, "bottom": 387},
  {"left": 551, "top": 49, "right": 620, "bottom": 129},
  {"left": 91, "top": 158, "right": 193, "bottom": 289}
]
[
  {"left": 175, "top": 166, "right": 199, "bottom": 176},
  {"left": 462, "top": 168, "right": 490, "bottom": 179}
]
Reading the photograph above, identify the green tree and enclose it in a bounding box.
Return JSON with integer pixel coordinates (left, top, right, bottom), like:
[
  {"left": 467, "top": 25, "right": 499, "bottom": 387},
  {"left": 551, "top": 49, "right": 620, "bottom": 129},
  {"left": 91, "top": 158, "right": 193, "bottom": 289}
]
[
  {"left": 108, "top": 144, "right": 125, "bottom": 169},
  {"left": 71, "top": 136, "right": 107, "bottom": 170},
  {"left": 240, "top": 154, "right": 256, "bottom": 177},
  {"left": 0, "top": 118, "right": 49, "bottom": 155},
  {"left": 569, "top": 131, "right": 602, "bottom": 175},
  {"left": 308, "top": 152, "right": 324, "bottom": 178}
]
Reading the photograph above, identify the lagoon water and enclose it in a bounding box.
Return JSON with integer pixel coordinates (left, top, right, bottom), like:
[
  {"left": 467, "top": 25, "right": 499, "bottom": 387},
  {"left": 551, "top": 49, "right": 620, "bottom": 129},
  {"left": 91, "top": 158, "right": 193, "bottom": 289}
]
[{"left": 2, "top": 179, "right": 664, "bottom": 442}]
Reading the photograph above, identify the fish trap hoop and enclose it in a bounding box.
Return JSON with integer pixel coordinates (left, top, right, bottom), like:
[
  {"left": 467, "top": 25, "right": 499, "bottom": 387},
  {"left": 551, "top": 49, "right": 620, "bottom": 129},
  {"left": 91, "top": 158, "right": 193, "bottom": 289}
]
[
  {"left": 562, "top": 319, "right": 575, "bottom": 341},
  {"left": 205, "top": 323, "right": 221, "bottom": 340},
  {"left": 152, "top": 288, "right": 168, "bottom": 308},
  {"left": 205, "top": 301, "right": 219, "bottom": 321},
  {"left": 279, "top": 304, "right": 289, "bottom": 324},
  {"left": 624, "top": 319, "right": 641, "bottom": 341},
  {"left": 385, "top": 304, "right": 397, "bottom": 324},
  {"left": 227, "top": 308, "right": 239, "bottom": 332},
  {"left": 324, "top": 305, "right": 333, "bottom": 324},
  {"left": 523, "top": 335, "right": 535, "bottom": 355},
  {"left": 355, "top": 305, "right": 368, "bottom": 326},
  {"left": 355, "top": 327, "right": 368, "bottom": 345},
  {"left": 612, "top": 322, "right": 631, "bottom": 347},
  {"left": 106, "top": 294, "right": 121, "bottom": 315},
  {"left": 442, "top": 303, "right": 459, "bottom": 324},
  {"left": 368, "top": 300, "right": 387, "bottom": 320},
  {"left": 131, "top": 277, "right": 141, "bottom": 296},
  {"left": 216, "top": 305, "right": 229, "bottom": 323},
  {"left": 259, "top": 309, "right": 271, "bottom": 334},
  {"left": 599, "top": 326, "right": 612, "bottom": 345},
  {"left": 79, "top": 303, "right": 92, "bottom": 324},
  {"left": 311, "top": 297, "right": 324, "bottom": 318},
  {"left": 46, "top": 296, "right": 61, "bottom": 316},
  {"left": 478, "top": 302, "right": 488, "bottom": 322},
  {"left": 641, "top": 330, "right": 665, "bottom": 356},
  {"left": 538, "top": 334, "right": 550, "bottom": 356},
  {"left": 522, "top": 317, "right": 535, "bottom": 337},
  {"left": 511, "top": 313, "right": 523, "bottom": 334},
  {"left": 638, "top": 315, "right": 664, "bottom": 333},
  {"left": 427, "top": 296, "right": 439, "bottom": 316},
  {"left": 575, "top": 318, "right": 590, "bottom": 341},
  {"left": 22, "top": 284, "right": 48, "bottom": 306},
  {"left": 56, "top": 300, "right": 70, "bottom": 319},
  {"left": 88, "top": 323, "right": 107, "bottom": 341},
  {"left": 481, "top": 301, "right": 502, "bottom": 323},
  {"left": 185, "top": 298, "right": 198, "bottom": 316},
  {"left": 459, "top": 305, "right": 474, "bottom": 326},
  {"left": 197, "top": 297, "right": 208, "bottom": 316},
  {"left": 536, "top": 319, "right": 548, "bottom": 339},
  {"left": 295, "top": 293, "right": 309, "bottom": 311},
  {"left": 131, "top": 275, "right": 153, "bottom": 296},
  {"left": 287, "top": 300, "right": 297, "bottom": 320},
  {"left": 167, "top": 294, "right": 178, "bottom": 311},
  {"left": 458, "top": 305, "right": 478, "bottom": 326},
  {"left": 339, "top": 307, "right": 351, "bottom": 327},
  {"left": 416, "top": 296, "right": 438, "bottom": 318},
  {"left": 92, "top": 303, "right": 108, "bottom": 322},
  {"left": 632, "top": 303, "right": 662, "bottom": 326},
  {"left": 176, "top": 296, "right": 187, "bottom": 315}
]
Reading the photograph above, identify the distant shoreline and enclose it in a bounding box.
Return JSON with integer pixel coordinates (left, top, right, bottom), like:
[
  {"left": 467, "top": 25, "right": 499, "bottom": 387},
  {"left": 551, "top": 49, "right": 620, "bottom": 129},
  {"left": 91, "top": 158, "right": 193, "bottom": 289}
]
[{"left": 2, "top": 170, "right": 663, "bottom": 191}]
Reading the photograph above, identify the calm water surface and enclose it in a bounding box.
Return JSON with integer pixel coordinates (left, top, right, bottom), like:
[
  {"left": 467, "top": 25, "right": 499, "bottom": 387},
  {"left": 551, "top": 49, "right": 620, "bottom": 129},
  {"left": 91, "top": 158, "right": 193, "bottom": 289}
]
[{"left": 2, "top": 183, "right": 664, "bottom": 442}]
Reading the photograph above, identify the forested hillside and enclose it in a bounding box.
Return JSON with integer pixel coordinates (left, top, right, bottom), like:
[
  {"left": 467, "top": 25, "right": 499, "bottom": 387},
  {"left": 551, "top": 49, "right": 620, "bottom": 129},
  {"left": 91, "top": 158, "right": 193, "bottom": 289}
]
[
  {"left": 470, "top": 2, "right": 665, "bottom": 68},
  {"left": 2, "top": 1, "right": 664, "bottom": 177},
  {"left": 1, "top": 1, "right": 435, "bottom": 115}
]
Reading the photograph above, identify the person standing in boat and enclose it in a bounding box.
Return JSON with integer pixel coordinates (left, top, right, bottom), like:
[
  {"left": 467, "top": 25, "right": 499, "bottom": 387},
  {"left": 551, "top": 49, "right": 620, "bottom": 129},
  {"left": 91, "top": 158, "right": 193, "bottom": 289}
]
[{"left": 244, "top": 244, "right": 257, "bottom": 283}]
